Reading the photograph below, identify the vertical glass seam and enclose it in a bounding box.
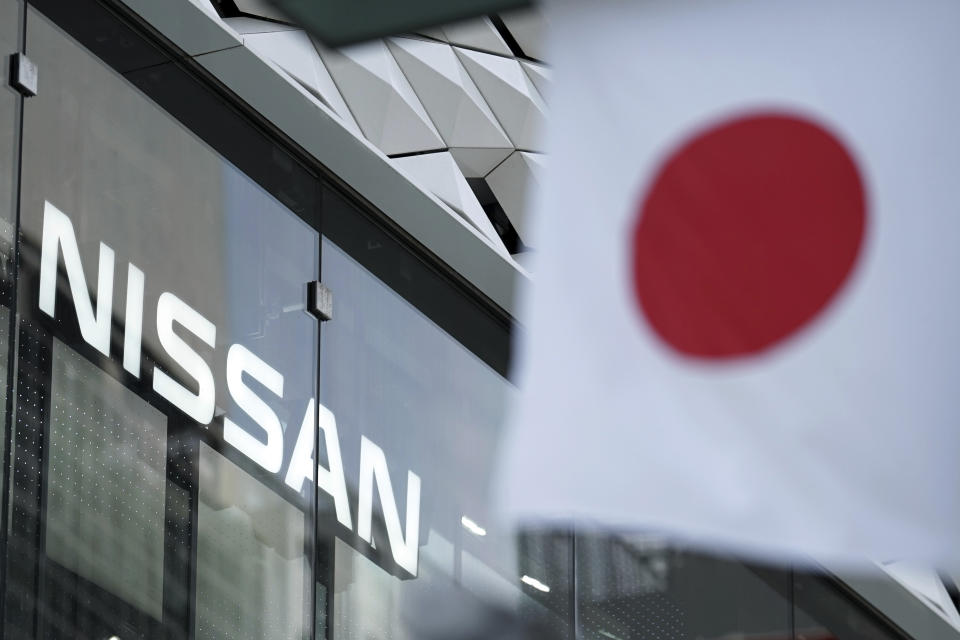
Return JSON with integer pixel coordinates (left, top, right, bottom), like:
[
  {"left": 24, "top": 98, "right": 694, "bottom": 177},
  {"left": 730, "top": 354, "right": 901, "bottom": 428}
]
[{"left": 0, "top": 0, "right": 29, "bottom": 634}]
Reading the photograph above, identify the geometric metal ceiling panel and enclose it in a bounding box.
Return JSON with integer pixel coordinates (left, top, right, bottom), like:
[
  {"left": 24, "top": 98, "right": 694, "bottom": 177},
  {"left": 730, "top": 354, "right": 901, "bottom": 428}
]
[
  {"left": 455, "top": 47, "right": 546, "bottom": 151},
  {"left": 440, "top": 17, "right": 513, "bottom": 57},
  {"left": 387, "top": 37, "right": 512, "bottom": 149},
  {"left": 521, "top": 60, "right": 551, "bottom": 99},
  {"left": 206, "top": 0, "right": 551, "bottom": 255},
  {"left": 319, "top": 40, "right": 445, "bottom": 155},
  {"left": 498, "top": 9, "right": 545, "bottom": 60},
  {"left": 242, "top": 29, "right": 362, "bottom": 135},
  {"left": 393, "top": 151, "right": 509, "bottom": 255},
  {"left": 233, "top": 0, "right": 288, "bottom": 22},
  {"left": 449, "top": 147, "right": 514, "bottom": 178},
  {"left": 486, "top": 150, "right": 544, "bottom": 245}
]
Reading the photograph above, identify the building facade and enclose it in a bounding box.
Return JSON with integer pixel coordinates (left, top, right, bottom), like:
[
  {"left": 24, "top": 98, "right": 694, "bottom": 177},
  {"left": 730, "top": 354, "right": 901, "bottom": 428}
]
[{"left": 0, "top": 0, "right": 955, "bottom": 639}]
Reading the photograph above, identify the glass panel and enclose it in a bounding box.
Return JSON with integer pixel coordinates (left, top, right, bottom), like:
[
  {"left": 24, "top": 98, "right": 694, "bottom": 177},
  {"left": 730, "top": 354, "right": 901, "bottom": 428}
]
[
  {"left": 13, "top": 8, "right": 320, "bottom": 638},
  {"left": 196, "top": 442, "right": 307, "bottom": 640},
  {"left": 319, "top": 234, "right": 514, "bottom": 552},
  {"left": 576, "top": 536, "right": 792, "bottom": 640},
  {"left": 46, "top": 338, "right": 167, "bottom": 620},
  {"left": 19, "top": 10, "right": 321, "bottom": 449},
  {"left": 0, "top": 304, "right": 8, "bottom": 408},
  {"left": 0, "top": 0, "right": 19, "bottom": 241},
  {"left": 793, "top": 570, "right": 906, "bottom": 640},
  {"left": 318, "top": 224, "right": 568, "bottom": 638},
  {"left": 331, "top": 537, "right": 404, "bottom": 640},
  {"left": 0, "top": 0, "right": 20, "bottom": 516}
]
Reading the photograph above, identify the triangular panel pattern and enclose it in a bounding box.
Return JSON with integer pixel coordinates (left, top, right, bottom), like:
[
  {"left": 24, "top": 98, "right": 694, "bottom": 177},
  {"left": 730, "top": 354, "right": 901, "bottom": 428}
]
[
  {"left": 882, "top": 562, "right": 960, "bottom": 627},
  {"left": 441, "top": 17, "right": 513, "bottom": 56},
  {"left": 416, "top": 27, "right": 448, "bottom": 42},
  {"left": 200, "top": 1, "right": 552, "bottom": 261},
  {"left": 189, "top": 0, "right": 227, "bottom": 23},
  {"left": 387, "top": 37, "right": 512, "bottom": 150},
  {"left": 486, "top": 150, "right": 544, "bottom": 245},
  {"left": 319, "top": 40, "right": 444, "bottom": 155},
  {"left": 521, "top": 61, "right": 551, "bottom": 100},
  {"left": 243, "top": 30, "right": 362, "bottom": 135},
  {"left": 393, "top": 152, "right": 509, "bottom": 255},
  {"left": 224, "top": 17, "right": 300, "bottom": 34},
  {"left": 498, "top": 9, "right": 546, "bottom": 61},
  {"left": 234, "top": 0, "right": 289, "bottom": 23},
  {"left": 455, "top": 48, "right": 546, "bottom": 151},
  {"left": 449, "top": 147, "right": 513, "bottom": 178}
]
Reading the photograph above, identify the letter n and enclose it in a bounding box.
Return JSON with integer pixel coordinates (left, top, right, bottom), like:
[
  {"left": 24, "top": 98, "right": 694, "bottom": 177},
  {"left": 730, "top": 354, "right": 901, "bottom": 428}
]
[
  {"left": 38, "top": 201, "right": 114, "bottom": 355},
  {"left": 357, "top": 436, "right": 421, "bottom": 576}
]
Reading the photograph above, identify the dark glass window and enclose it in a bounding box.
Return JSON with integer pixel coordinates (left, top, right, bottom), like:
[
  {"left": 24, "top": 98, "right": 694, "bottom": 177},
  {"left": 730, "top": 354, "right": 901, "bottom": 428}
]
[
  {"left": 7, "top": 8, "right": 319, "bottom": 638},
  {"left": 46, "top": 338, "right": 168, "bottom": 620},
  {"left": 575, "top": 536, "right": 792, "bottom": 640},
  {"left": 0, "top": 0, "right": 20, "bottom": 241},
  {"left": 0, "top": 2, "right": 23, "bottom": 634},
  {"left": 196, "top": 442, "right": 308, "bottom": 640},
  {"left": 317, "top": 192, "right": 570, "bottom": 640}
]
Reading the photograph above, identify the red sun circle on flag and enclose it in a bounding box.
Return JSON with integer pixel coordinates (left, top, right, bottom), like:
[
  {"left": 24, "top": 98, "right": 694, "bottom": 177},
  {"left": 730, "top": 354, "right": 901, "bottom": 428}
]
[{"left": 632, "top": 113, "right": 867, "bottom": 359}]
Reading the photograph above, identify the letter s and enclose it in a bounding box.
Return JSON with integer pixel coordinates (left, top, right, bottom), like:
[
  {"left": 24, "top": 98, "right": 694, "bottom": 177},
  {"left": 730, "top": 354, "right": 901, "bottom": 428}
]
[
  {"left": 223, "top": 344, "right": 284, "bottom": 474},
  {"left": 153, "top": 292, "right": 216, "bottom": 424}
]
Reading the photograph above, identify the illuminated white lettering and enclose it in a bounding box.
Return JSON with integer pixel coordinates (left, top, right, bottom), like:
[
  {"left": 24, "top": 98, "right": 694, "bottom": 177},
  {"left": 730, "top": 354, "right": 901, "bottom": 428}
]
[
  {"left": 284, "top": 399, "right": 353, "bottom": 530},
  {"left": 153, "top": 292, "right": 216, "bottom": 424},
  {"left": 317, "top": 402, "right": 354, "bottom": 529},
  {"left": 224, "top": 343, "right": 285, "bottom": 473},
  {"left": 39, "top": 201, "right": 115, "bottom": 355},
  {"left": 284, "top": 398, "right": 317, "bottom": 492},
  {"left": 123, "top": 263, "right": 145, "bottom": 377},
  {"left": 38, "top": 202, "right": 422, "bottom": 573},
  {"left": 358, "top": 436, "right": 421, "bottom": 576}
]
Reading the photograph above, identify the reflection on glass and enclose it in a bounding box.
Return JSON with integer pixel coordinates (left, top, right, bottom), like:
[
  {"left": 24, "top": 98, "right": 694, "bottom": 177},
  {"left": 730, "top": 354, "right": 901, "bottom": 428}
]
[
  {"left": 18, "top": 12, "right": 318, "bottom": 430},
  {"left": 574, "top": 533, "right": 912, "bottom": 640},
  {"left": 0, "top": 0, "right": 19, "bottom": 243},
  {"left": 320, "top": 236, "right": 575, "bottom": 639},
  {"left": 332, "top": 531, "right": 466, "bottom": 640},
  {"left": 196, "top": 443, "right": 306, "bottom": 640},
  {"left": 793, "top": 570, "right": 906, "bottom": 640},
  {"left": 17, "top": 9, "right": 320, "bottom": 639},
  {"left": 0, "top": 303, "right": 8, "bottom": 429},
  {"left": 576, "top": 534, "right": 793, "bottom": 640},
  {"left": 333, "top": 537, "right": 405, "bottom": 640},
  {"left": 45, "top": 338, "right": 167, "bottom": 620},
  {"left": 514, "top": 532, "right": 572, "bottom": 638},
  {"left": 0, "top": 0, "right": 18, "bottom": 471}
]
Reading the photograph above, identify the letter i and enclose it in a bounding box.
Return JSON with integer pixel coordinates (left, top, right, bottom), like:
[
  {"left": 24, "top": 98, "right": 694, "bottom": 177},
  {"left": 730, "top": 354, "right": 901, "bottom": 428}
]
[{"left": 123, "top": 263, "right": 145, "bottom": 377}]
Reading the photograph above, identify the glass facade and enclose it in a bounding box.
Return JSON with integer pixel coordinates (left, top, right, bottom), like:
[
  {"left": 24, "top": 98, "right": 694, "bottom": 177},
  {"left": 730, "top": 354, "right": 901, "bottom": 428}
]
[
  {"left": 0, "top": 1, "right": 921, "bottom": 640},
  {"left": 0, "top": 0, "right": 19, "bottom": 241}
]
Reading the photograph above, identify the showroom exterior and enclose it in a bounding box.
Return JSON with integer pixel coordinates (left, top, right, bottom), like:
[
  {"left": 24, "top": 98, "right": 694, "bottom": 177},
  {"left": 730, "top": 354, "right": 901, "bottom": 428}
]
[{"left": 0, "top": 0, "right": 954, "bottom": 639}]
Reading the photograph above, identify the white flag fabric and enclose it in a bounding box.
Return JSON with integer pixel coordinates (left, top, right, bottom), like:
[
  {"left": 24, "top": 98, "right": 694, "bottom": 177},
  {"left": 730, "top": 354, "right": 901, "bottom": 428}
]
[{"left": 500, "top": 0, "right": 960, "bottom": 567}]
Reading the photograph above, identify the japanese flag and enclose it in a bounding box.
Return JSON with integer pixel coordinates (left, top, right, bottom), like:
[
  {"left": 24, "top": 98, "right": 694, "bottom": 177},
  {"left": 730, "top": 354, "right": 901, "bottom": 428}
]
[{"left": 500, "top": 0, "right": 960, "bottom": 567}]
